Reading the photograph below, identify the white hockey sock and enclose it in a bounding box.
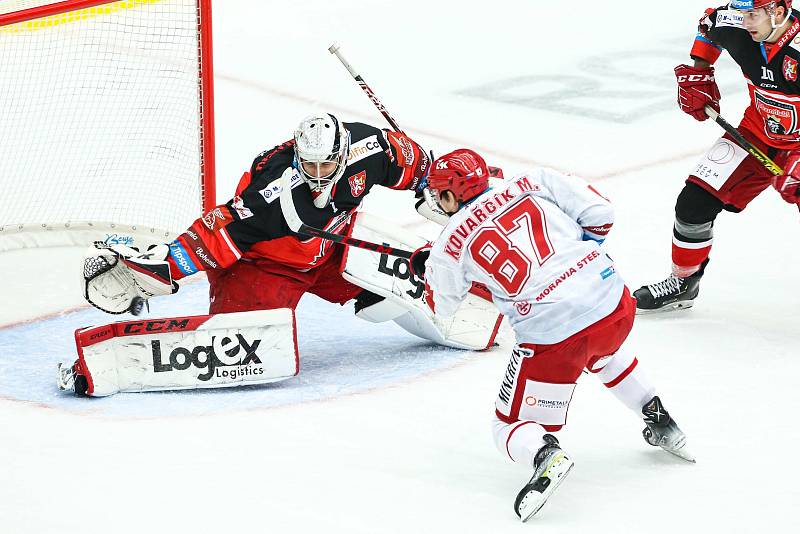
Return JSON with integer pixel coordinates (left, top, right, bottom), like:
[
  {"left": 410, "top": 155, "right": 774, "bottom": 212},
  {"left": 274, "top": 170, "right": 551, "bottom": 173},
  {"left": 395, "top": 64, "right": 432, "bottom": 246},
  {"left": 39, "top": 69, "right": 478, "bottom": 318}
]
[
  {"left": 591, "top": 349, "right": 656, "bottom": 414},
  {"left": 492, "top": 415, "right": 547, "bottom": 467}
]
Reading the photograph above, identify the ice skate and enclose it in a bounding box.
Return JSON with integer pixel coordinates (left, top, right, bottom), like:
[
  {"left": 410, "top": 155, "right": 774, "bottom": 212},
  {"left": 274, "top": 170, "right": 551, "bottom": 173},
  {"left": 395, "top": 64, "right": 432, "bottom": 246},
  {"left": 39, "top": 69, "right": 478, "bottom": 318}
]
[
  {"left": 513, "top": 434, "right": 574, "bottom": 521},
  {"left": 56, "top": 362, "right": 88, "bottom": 397},
  {"left": 56, "top": 363, "right": 75, "bottom": 392},
  {"left": 642, "top": 396, "right": 694, "bottom": 463},
  {"left": 634, "top": 260, "right": 707, "bottom": 313}
]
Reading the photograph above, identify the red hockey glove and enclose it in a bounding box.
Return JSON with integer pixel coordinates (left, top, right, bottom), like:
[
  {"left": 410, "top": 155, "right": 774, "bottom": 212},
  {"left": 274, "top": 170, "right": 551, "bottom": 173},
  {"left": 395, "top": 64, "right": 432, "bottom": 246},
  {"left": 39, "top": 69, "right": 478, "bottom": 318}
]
[
  {"left": 409, "top": 244, "right": 431, "bottom": 279},
  {"left": 773, "top": 152, "right": 800, "bottom": 205},
  {"left": 674, "top": 64, "right": 720, "bottom": 122}
]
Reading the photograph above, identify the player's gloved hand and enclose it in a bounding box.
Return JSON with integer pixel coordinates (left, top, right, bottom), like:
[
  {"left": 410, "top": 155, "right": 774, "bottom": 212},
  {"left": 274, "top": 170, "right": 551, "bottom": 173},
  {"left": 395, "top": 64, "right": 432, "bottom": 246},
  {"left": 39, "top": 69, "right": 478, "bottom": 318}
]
[
  {"left": 414, "top": 152, "right": 450, "bottom": 225},
  {"left": 415, "top": 189, "right": 450, "bottom": 225},
  {"left": 674, "top": 64, "right": 720, "bottom": 121},
  {"left": 409, "top": 244, "right": 432, "bottom": 279},
  {"left": 773, "top": 152, "right": 800, "bottom": 204}
]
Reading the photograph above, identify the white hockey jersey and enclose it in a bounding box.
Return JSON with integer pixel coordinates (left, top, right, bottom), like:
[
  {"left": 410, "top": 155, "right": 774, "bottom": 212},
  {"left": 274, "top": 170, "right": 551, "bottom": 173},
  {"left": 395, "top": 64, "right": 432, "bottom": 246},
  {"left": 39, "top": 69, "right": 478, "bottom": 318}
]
[{"left": 425, "top": 168, "right": 625, "bottom": 345}]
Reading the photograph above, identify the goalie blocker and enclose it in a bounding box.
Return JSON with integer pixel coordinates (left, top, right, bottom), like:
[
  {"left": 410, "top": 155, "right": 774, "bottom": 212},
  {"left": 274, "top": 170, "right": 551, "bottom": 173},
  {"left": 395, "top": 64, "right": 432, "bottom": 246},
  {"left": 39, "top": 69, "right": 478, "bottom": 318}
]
[{"left": 58, "top": 309, "right": 298, "bottom": 396}]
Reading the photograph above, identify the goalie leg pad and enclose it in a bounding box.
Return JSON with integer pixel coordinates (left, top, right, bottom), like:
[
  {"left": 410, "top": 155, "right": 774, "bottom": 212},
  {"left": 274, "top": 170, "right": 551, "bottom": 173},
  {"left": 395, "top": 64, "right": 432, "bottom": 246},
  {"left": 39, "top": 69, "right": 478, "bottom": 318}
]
[
  {"left": 342, "top": 212, "right": 502, "bottom": 350},
  {"left": 64, "top": 309, "right": 299, "bottom": 396}
]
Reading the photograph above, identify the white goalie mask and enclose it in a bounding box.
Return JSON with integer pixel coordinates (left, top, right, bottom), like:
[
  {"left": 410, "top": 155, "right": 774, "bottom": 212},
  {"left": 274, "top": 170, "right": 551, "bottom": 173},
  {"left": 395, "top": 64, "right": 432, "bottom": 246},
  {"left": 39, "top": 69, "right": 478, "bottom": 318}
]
[{"left": 293, "top": 113, "right": 351, "bottom": 208}]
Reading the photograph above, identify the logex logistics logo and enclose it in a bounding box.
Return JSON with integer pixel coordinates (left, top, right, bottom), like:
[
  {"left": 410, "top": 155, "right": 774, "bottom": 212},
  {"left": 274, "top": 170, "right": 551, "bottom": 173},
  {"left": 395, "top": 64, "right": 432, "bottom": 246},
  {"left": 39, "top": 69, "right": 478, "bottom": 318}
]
[{"left": 151, "top": 334, "right": 265, "bottom": 382}]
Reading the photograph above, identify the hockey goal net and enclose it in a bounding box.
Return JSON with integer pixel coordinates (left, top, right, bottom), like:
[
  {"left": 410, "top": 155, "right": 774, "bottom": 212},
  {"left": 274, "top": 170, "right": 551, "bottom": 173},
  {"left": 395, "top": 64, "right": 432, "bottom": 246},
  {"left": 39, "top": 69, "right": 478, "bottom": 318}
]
[{"left": 0, "top": 0, "right": 215, "bottom": 251}]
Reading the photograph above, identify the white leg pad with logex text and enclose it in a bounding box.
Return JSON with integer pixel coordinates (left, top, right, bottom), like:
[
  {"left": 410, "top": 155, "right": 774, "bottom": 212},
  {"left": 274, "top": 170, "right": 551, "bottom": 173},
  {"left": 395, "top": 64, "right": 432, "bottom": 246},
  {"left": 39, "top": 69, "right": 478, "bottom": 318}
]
[
  {"left": 343, "top": 212, "right": 503, "bottom": 351},
  {"left": 66, "top": 309, "right": 298, "bottom": 396}
]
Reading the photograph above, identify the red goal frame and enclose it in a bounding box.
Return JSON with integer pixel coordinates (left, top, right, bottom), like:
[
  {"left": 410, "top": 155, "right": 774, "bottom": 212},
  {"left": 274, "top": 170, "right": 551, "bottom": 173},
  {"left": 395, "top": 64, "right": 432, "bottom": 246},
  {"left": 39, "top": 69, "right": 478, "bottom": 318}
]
[{"left": 0, "top": 0, "right": 217, "bottom": 213}]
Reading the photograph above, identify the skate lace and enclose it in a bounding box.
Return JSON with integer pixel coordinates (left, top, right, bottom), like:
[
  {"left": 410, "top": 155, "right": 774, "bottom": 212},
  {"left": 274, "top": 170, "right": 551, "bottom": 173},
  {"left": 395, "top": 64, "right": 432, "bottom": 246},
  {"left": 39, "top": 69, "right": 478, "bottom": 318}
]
[{"left": 646, "top": 276, "right": 682, "bottom": 298}]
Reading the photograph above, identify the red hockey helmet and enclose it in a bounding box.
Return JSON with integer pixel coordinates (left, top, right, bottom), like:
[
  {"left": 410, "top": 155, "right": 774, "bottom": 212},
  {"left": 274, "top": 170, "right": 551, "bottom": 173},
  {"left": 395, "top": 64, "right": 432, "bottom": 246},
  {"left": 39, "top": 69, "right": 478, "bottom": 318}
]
[{"left": 428, "top": 149, "right": 490, "bottom": 203}]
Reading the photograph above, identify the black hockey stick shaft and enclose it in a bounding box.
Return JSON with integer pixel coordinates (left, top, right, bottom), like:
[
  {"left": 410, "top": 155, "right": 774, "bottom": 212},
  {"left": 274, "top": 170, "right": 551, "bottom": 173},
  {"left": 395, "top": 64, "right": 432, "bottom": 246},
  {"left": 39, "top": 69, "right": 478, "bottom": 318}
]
[
  {"left": 329, "top": 43, "right": 404, "bottom": 133},
  {"left": 704, "top": 105, "right": 783, "bottom": 175},
  {"left": 296, "top": 223, "right": 413, "bottom": 259}
]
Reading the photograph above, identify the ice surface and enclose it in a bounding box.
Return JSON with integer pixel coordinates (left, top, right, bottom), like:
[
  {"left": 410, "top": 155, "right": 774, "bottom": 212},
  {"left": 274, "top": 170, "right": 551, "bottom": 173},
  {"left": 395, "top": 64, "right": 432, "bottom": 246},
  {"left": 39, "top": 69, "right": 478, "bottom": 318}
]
[{"left": 1, "top": 1, "right": 798, "bottom": 532}]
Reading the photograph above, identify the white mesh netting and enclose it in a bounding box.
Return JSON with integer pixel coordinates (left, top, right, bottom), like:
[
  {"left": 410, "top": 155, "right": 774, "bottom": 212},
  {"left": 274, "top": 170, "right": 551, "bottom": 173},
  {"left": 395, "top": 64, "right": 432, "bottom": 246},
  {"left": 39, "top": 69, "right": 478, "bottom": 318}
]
[{"left": 0, "top": 0, "right": 210, "bottom": 249}]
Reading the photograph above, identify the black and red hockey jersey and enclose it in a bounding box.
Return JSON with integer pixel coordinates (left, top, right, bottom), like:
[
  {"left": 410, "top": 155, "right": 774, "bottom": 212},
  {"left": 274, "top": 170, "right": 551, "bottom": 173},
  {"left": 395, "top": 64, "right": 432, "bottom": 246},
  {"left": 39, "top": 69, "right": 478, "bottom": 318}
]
[
  {"left": 166, "top": 122, "right": 428, "bottom": 277},
  {"left": 692, "top": 6, "right": 800, "bottom": 149}
]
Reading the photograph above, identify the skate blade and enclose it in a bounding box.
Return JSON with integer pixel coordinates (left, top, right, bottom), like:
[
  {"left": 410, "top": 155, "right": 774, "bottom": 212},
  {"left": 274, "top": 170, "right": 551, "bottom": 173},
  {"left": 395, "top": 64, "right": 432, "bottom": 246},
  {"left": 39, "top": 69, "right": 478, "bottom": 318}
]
[
  {"left": 664, "top": 446, "right": 696, "bottom": 463},
  {"left": 635, "top": 300, "right": 695, "bottom": 315},
  {"left": 518, "top": 456, "right": 574, "bottom": 522}
]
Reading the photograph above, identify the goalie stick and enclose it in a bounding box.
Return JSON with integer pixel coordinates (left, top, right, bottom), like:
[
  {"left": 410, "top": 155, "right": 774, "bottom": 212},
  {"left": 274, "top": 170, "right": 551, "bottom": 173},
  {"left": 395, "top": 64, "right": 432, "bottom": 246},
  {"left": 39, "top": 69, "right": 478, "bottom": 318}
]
[
  {"left": 329, "top": 42, "right": 505, "bottom": 181},
  {"left": 278, "top": 169, "right": 413, "bottom": 259},
  {"left": 329, "top": 42, "right": 404, "bottom": 133}
]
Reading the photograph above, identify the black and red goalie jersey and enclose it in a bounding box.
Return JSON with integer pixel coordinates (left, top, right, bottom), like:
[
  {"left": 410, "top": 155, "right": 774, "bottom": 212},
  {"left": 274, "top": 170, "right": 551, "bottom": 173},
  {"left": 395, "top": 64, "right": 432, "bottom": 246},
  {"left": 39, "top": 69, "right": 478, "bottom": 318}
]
[
  {"left": 693, "top": 4, "right": 800, "bottom": 148},
  {"left": 165, "top": 122, "right": 428, "bottom": 278}
]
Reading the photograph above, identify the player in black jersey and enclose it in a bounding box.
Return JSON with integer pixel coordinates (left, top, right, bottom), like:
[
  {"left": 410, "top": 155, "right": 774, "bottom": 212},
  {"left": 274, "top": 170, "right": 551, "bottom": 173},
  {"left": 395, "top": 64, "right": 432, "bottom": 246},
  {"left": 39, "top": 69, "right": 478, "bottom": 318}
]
[
  {"left": 635, "top": 0, "right": 800, "bottom": 312},
  {"left": 82, "top": 112, "right": 431, "bottom": 315}
]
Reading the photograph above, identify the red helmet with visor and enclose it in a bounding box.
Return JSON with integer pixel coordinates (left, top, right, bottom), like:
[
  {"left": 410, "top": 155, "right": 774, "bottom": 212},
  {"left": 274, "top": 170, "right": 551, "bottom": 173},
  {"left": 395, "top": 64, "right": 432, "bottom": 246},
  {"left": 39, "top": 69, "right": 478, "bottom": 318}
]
[{"left": 428, "top": 149, "right": 490, "bottom": 203}]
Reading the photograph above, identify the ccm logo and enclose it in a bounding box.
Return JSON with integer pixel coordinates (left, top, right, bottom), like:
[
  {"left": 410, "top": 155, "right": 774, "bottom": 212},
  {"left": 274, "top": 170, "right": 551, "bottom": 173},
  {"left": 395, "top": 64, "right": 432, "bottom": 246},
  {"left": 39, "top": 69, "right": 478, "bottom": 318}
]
[
  {"left": 677, "top": 74, "right": 714, "bottom": 82},
  {"left": 123, "top": 319, "right": 190, "bottom": 334}
]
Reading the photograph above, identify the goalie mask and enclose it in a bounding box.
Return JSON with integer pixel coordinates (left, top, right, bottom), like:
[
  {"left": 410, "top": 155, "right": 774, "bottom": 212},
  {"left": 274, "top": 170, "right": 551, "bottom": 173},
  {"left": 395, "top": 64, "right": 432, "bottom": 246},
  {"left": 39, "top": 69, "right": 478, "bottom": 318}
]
[{"left": 293, "top": 113, "right": 351, "bottom": 208}]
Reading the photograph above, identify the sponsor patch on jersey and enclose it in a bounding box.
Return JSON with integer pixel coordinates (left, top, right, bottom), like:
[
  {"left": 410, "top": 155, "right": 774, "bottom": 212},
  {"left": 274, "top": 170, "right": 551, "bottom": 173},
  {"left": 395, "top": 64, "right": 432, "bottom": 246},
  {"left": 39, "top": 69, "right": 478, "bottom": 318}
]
[
  {"left": 259, "top": 171, "right": 303, "bottom": 204},
  {"left": 348, "top": 171, "right": 366, "bottom": 197},
  {"left": 784, "top": 56, "right": 798, "bottom": 82},
  {"left": 518, "top": 380, "right": 576, "bottom": 426},
  {"left": 754, "top": 90, "right": 799, "bottom": 140},
  {"left": 201, "top": 207, "right": 231, "bottom": 231},
  {"left": 168, "top": 240, "right": 199, "bottom": 276},
  {"left": 515, "top": 300, "right": 532, "bottom": 316},
  {"left": 600, "top": 266, "right": 616, "bottom": 280},
  {"left": 347, "top": 135, "right": 382, "bottom": 166},
  {"left": 193, "top": 245, "right": 218, "bottom": 269},
  {"left": 715, "top": 9, "right": 743, "bottom": 28},
  {"left": 231, "top": 195, "right": 253, "bottom": 219}
]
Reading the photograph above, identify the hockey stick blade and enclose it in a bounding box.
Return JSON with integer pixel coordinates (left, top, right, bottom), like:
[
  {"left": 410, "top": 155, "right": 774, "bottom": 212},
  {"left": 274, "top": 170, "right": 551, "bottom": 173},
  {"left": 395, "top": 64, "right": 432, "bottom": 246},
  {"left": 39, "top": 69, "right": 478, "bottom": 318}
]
[{"left": 279, "top": 168, "right": 413, "bottom": 259}]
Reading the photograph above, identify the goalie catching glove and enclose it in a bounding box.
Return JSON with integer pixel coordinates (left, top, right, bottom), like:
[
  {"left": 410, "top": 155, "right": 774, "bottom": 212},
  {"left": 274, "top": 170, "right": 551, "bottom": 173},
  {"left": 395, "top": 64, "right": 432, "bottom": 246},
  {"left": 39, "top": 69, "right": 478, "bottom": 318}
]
[{"left": 83, "top": 242, "right": 178, "bottom": 315}]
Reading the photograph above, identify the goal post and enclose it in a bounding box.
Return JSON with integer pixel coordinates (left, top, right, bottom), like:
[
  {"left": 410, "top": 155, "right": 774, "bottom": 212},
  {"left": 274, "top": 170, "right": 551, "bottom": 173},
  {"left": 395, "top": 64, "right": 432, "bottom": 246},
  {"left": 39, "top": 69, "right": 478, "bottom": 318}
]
[{"left": 0, "top": 0, "right": 216, "bottom": 251}]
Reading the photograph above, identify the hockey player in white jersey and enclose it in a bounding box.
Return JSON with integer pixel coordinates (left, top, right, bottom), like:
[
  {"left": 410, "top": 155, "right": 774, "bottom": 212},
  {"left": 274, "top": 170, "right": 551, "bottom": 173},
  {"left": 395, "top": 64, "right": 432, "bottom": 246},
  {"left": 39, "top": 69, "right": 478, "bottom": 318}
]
[{"left": 411, "top": 149, "right": 693, "bottom": 521}]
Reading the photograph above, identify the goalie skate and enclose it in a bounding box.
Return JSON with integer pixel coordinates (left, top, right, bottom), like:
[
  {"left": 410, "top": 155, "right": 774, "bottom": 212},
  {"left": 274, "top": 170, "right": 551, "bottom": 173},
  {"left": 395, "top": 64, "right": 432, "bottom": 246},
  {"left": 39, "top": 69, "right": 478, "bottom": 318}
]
[
  {"left": 513, "top": 434, "right": 574, "bottom": 521},
  {"left": 56, "top": 363, "right": 74, "bottom": 392},
  {"left": 642, "top": 396, "right": 695, "bottom": 463},
  {"left": 56, "top": 362, "right": 89, "bottom": 397}
]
